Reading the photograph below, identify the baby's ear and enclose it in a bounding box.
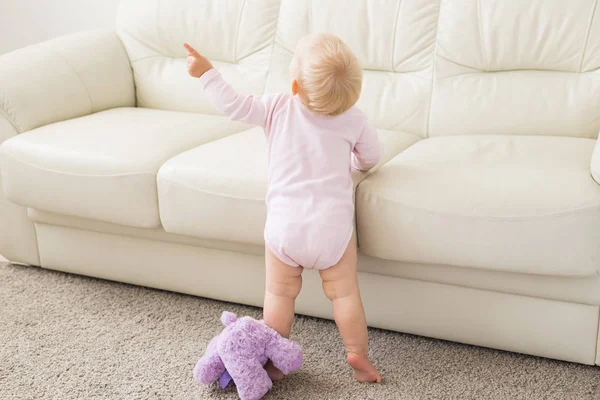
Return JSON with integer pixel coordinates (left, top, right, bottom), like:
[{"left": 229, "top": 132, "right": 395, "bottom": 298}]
[{"left": 291, "top": 79, "right": 299, "bottom": 95}]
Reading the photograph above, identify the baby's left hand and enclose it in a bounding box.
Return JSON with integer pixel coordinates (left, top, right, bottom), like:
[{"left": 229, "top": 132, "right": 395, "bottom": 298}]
[{"left": 184, "top": 43, "right": 213, "bottom": 78}]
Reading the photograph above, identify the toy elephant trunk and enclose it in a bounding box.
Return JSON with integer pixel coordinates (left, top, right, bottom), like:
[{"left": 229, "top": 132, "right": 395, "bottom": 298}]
[{"left": 193, "top": 311, "right": 303, "bottom": 400}]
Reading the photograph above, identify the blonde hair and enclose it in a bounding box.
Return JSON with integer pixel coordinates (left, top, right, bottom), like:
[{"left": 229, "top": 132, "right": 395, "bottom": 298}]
[{"left": 290, "top": 33, "right": 363, "bottom": 117}]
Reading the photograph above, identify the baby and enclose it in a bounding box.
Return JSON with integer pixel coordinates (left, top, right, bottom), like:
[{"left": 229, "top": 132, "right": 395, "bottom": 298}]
[{"left": 185, "top": 33, "right": 382, "bottom": 383}]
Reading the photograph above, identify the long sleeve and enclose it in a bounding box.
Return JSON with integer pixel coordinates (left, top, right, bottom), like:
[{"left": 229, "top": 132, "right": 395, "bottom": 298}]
[
  {"left": 198, "top": 68, "right": 281, "bottom": 129},
  {"left": 351, "top": 119, "right": 383, "bottom": 172}
]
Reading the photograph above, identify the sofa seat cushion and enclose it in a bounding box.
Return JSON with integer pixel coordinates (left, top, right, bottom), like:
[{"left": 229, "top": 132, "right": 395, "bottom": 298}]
[
  {"left": 0, "top": 107, "right": 245, "bottom": 228},
  {"left": 157, "top": 127, "right": 420, "bottom": 245},
  {"left": 357, "top": 135, "right": 600, "bottom": 276}
]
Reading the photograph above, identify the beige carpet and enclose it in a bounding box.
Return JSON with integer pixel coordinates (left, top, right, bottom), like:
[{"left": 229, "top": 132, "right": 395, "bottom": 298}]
[{"left": 1, "top": 262, "right": 599, "bottom": 400}]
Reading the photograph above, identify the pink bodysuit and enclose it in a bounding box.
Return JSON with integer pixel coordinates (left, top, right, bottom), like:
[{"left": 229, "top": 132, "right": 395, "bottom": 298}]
[{"left": 199, "top": 69, "right": 383, "bottom": 270}]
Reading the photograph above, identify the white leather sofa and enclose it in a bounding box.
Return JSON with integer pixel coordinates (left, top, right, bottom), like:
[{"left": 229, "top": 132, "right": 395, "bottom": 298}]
[{"left": 2, "top": 0, "right": 600, "bottom": 365}]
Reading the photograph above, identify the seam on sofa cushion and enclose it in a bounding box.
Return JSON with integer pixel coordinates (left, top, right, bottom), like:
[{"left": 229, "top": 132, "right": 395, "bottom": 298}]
[
  {"left": 578, "top": 0, "right": 599, "bottom": 73},
  {"left": 358, "top": 189, "right": 600, "bottom": 221},
  {"left": 159, "top": 176, "right": 265, "bottom": 202},
  {"left": 44, "top": 46, "right": 94, "bottom": 115},
  {"left": 0, "top": 108, "right": 21, "bottom": 134},
  {"left": 234, "top": 0, "right": 247, "bottom": 63},
  {"left": 592, "top": 170, "right": 600, "bottom": 185},
  {"left": 476, "top": 0, "right": 487, "bottom": 72},
  {"left": 2, "top": 151, "right": 155, "bottom": 178},
  {"left": 390, "top": 1, "right": 402, "bottom": 72},
  {"left": 264, "top": 0, "right": 282, "bottom": 92},
  {"left": 132, "top": 42, "right": 273, "bottom": 66},
  {"left": 437, "top": 64, "right": 598, "bottom": 82},
  {"left": 424, "top": 0, "right": 442, "bottom": 138},
  {"left": 30, "top": 219, "right": 42, "bottom": 267}
]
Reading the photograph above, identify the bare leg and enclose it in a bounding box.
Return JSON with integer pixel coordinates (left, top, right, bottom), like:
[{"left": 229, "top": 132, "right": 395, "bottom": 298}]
[
  {"left": 263, "top": 246, "right": 303, "bottom": 381},
  {"left": 320, "top": 239, "right": 381, "bottom": 383}
]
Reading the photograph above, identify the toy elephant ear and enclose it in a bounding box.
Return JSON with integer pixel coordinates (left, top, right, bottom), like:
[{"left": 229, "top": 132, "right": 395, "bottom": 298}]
[{"left": 220, "top": 311, "right": 238, "bottom": 326}]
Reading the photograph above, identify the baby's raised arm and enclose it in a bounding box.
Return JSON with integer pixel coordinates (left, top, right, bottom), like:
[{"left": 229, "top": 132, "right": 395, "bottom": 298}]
[
  {"left": 352, "top": 119, "right": 383, "bottom": 172},
  {"left": 185, "top": 43, "right": 279, "bottom": 128}
]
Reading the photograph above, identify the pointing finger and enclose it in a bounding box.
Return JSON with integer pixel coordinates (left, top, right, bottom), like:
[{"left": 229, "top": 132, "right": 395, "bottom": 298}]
[{"left": 184, "top": 43, "right": 200, "bottom": 57}]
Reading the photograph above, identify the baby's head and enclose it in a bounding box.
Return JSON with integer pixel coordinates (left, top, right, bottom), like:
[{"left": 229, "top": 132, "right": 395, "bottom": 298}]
[{"left": 290, "top": 33, "right": 362, "bottom": 117}]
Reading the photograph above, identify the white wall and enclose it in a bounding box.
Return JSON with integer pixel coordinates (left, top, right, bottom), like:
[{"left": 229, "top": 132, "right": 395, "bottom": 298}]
[{"left": 0, "top": 0, "right": 121, "bottom": 54}]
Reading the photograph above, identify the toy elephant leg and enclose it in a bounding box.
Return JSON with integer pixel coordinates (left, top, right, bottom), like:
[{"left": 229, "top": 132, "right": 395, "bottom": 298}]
[
  {"left": 193, "top": 337, "right": 226, "bottom": 385},
  {"left": 265, "top": 336, "right": 303, "bottom": 375},
  {"left": 224, "top": 357, "right": 272, "bottom": 400}
]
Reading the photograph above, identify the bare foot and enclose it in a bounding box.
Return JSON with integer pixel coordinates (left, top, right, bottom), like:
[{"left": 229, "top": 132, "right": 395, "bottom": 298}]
[
  {"left": 264, "top": 360, "right": 285, "bottom": 382},
  {"left": 347, "top": 353, "right": 382, "bottom": 383}
]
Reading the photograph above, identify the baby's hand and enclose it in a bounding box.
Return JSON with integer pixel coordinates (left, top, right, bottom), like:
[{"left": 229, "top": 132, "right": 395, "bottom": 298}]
[{"left": 184, "top": 43, "right": 214, "bottom": 78}]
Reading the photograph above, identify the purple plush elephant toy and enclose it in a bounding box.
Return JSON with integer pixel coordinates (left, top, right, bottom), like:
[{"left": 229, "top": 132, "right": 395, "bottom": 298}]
[{"left": 194, "top": 311, "right": 303, "bottom": 400}]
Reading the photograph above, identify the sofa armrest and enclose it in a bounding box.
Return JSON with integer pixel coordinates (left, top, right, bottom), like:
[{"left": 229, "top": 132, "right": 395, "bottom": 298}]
[
  {"left": 592, "top": 134, "right": 600, "bottom": 185},
  {"left": 0, "top": 30, "right": 135, "bottom": 134}
]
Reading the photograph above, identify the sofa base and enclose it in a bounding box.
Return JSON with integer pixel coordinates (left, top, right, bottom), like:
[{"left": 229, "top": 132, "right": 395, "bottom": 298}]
[
  {"left": 28, "top": 208, "right": 600, "bottom": 305},
  {"left": 33, "top": 222, "right": 600, "bottom": 365},
  {"left": 0, "top": 175, "right": 39, "bottom": 266}
]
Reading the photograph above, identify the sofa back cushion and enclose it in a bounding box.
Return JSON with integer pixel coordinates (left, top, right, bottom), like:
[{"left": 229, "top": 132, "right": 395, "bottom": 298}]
[
  {"left": 265, "top": 0, "right": 439, "bottom": 137},
  {"left": 116, "top": 0, "right": 280, "bottom": 114},
  {"left": 429, "top": 0, "right": 600, "bottom": 138},
  {"left": 116, "top": 0, "right": 439, "bottom": 138},
  {"left": 116, "top": 0, "right": 600, "bottom": 139}
]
